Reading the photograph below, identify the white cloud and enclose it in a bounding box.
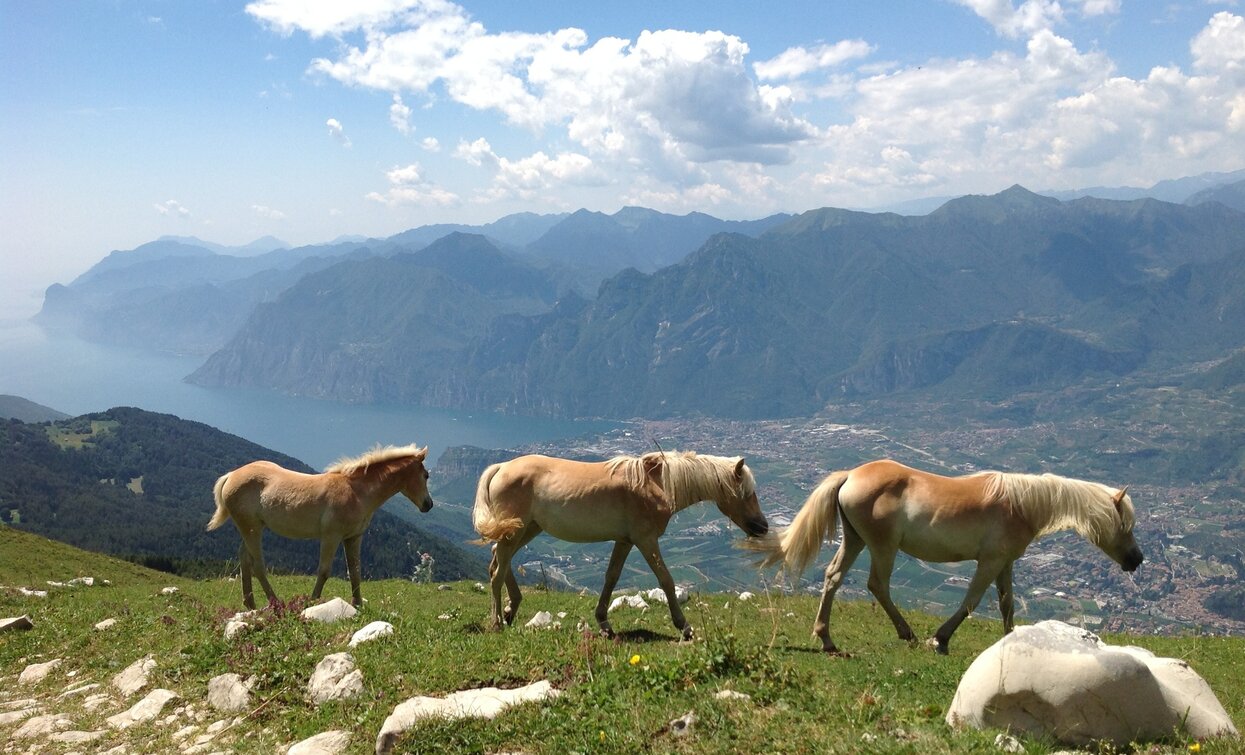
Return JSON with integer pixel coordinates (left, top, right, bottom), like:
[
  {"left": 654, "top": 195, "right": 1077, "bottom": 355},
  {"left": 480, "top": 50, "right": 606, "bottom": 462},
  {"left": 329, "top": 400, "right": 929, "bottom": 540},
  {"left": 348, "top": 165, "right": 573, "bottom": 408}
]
[
  {"left": 252, "top": 204, "right": 287, "bottom": 220},
  {"left": 953, "top": 0, "right": 1064, "bottom": 38},
  {"left": 389, "top": 94, "right": 414, "bottom": 134},
  {"left": 245, "top": 0, "right": 441, "bottom": 38},
  {"left": 454, "top": 138, "right": 603, "bottom": 200},
  {"left": 153, "top": 199, "right": 190, "bottom": 217},
  {"left": 260, "top": 1, "right": 816, "bottom": 175},
  {"left": 753, "top": 40, "right": 875, "bottom": 81},
  {"left": 1192, "top": 11, "right": 1245, "bottom": 76},
  {"left": 421, "top": 136, "right": 440, "bottom": 151},
  {"left": 366, "top": 162, "right": 460, "bottom": 206},
  {"left": 326, "top": 117, "right": 352, "bottom": 147}
]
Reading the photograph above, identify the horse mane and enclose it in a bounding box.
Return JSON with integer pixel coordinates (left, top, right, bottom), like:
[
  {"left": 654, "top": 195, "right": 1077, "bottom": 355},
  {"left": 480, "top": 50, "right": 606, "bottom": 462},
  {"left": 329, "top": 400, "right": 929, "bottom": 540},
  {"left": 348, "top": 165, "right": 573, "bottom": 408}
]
[
  {"left": 325, "top": 444, "right": 427, "bottom": 477},
  {"left": 986, "top": 471, "right": 1133, "bottom": 543},
  {"left": 605, "top": 450, "right": 754, "bottom": 510}
]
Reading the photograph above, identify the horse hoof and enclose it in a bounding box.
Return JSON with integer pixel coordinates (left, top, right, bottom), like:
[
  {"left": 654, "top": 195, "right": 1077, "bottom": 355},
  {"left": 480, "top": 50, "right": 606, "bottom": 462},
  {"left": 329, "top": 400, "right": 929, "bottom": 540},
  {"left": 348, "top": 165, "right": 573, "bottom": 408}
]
[
  {"left": 925, "top": 637, "right": 949, "bottom": 655},
  {"left": 680, "top": 626, "right": 695, "bottom": 642},
  {"left": 598, "top": 628, "right": 616, "bottom": 640}
]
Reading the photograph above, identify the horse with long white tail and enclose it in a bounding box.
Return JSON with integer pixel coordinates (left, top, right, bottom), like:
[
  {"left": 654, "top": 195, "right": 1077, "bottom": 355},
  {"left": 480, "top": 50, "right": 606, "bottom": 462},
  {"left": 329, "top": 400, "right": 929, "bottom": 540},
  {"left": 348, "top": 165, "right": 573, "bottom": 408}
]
[
  {"left": 744, "top": 459, "right": 1143, "bottom": 655},
  {"left": 207, "top": 444, "right": 433, "bottom": 609},
  {"left": 473, "top": 450, "right": 768, "bottom": 640}
]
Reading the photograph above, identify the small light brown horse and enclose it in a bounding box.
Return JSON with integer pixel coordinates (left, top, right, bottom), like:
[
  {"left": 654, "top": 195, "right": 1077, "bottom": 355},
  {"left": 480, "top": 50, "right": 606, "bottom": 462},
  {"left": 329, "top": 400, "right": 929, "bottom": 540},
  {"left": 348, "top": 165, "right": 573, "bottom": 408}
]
[
  {"left": 746, "top": 459, "right": 1143, "bottom": 655},
  {"left": 207, "top": 444, "right": 433, "bottom": 609},
  {"left": 473, "top": 450, "right": 768, "bottom": 639}
]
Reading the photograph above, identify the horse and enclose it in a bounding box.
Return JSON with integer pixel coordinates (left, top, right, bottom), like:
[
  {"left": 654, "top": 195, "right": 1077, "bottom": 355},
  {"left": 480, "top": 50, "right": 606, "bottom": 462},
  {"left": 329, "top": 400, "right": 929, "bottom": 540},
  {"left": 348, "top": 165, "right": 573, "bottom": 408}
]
[
  {"left": 207, "top": 444, "right": 433, "bottom": 609},
  {"left": 472, "top": 450, "right": 769, "bottom": 640},
  {"left": 744, "top": 459, "right": 1143, "bottom": 655}
]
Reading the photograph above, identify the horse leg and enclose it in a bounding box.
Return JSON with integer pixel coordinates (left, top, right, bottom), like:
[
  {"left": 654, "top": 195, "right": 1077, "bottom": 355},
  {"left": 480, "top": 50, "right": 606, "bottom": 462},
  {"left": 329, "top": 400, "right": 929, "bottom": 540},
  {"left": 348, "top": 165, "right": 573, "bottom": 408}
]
[
  {"left": 933, "top": 558, "right": 1006, "bottom": 655},
  {"left": 344, "top": 535, "right": 364, "bottom": 608},
  {"left": 488, "top": 523, "right": 539, "bottom": 630},
  {"left": 866, "top": 546, "right": 916, "bottom": 643},
  {"left": 594, "top": 541, "right": 633, "bottom": 638},
  {"left": 813, "top": 523, "right": 865, "bottom": 654},
  {"left": 995, "top": 560, "right": 1015, "bottom": 634},
  {"left": 500, "top": 524, "right": 541, "bottom": 625},
  {"left": 239, "top": 541, "right": 255, "bottom": 610},
  {"left": 242, "top": 529, "right": 280, "bottom": 607},
  {"left": 636, "top": 538, "right": 692, "bottom": 641},
  {"left": 311, "top": 537, "right": 341, "bottom": 602}
]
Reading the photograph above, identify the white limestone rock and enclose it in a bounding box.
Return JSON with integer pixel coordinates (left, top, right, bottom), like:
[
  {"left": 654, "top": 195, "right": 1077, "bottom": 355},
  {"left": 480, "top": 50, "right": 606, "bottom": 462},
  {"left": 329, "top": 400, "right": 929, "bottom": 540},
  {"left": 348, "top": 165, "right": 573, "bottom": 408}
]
[
  {"left": 643, "top": 586, "right": 690, "bottom": 605},
  {"left": 0, "top": 701, "right": 39, "bottom": 726},
  {"left": 713, "top": 689, "right": 751, "bottom": 702},
  {"left": 50, "top": 729, "right": 107, "bottom": 744},
  {"left": 107, "top": 688, "right": 178, "bottom": 729},
  {"left": 524, "top": 611, "right": 554, "bottom": 629},
  {"left": 608, "top": 594, "right": 649, "bottom": 613},
  {"left": 307, "top": 653, "right": 363, "bottom": 705},
  {"left": 286, "top": 729, "right": 352, "bottom": 754},
  {"left": 160, "top": 586, "right": 179, "bottom": 595},
  {"left": 300, "top": 597, "right": 357, "bottom": 623},
  {"left": 111, "top": 656, "right": 156, "bottom": 697},
  {"left": 94, "top": 618, "right": 118, "bottom": 631},
  {"left": 946, "top": 620, "right": 1239, "bottom": 746},
  {"left": 18, "top": 658, "right": 62, "bottom": 685},
  {"left": 375, "top": 681, "right": 560, "bottom": 755},
  {"left": 13, "top": 712, "right": 73, "bottom": 739},
  {"left": 1, "top": 615, "right": 34, "bottom": 632},
  {"left": 207, "top": 673, "right": 253, "bottom": 713},
  {"left": 737, "top": 591, "right": 755, "bottom": 602},
  {"left": 348, "top": 620, "right": 394, "bottom": 647}
]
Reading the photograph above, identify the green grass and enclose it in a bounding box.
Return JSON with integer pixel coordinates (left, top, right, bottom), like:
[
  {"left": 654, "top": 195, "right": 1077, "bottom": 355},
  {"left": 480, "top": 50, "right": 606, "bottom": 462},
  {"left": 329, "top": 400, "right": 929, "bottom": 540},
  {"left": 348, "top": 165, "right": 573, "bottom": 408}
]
[{"left": 2, "top": 529, "right": 1242, "bottom": 754}]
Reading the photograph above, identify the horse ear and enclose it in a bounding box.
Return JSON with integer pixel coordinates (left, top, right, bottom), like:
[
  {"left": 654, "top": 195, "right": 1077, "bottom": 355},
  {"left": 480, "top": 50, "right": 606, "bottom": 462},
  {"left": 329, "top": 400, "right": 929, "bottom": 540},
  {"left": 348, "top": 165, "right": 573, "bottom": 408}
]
[
  {"left": 643, "top": 454, "right": 663, "bottom": 478},
  {"left": 734, "top": 458, "right": 746, "bottom": 480},
  {"left": 1112, "top": 486, "right": 1129, "bottom": 509}
]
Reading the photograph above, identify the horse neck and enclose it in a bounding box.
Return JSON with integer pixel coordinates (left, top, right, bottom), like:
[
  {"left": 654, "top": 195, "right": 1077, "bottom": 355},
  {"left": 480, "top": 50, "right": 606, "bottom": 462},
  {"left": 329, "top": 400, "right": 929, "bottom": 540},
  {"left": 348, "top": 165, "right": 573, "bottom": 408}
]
[
  {"left": 1002, "top": 473, "right": 1111, "bottom": 541},
  {"left": 351, "top": 459, "right": 413, "bottom": 508},
  {"left": 661, "top": 457, "right": 733, "bottom": 513}
]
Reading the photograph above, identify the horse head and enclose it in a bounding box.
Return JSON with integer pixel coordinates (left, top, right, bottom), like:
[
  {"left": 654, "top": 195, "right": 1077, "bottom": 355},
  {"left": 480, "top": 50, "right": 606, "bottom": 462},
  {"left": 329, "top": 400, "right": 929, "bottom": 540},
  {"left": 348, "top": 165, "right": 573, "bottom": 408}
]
[
  {"left": 715, "top": 458, "right": 768, "bottom": 537},
  {"left": 400, "top": 447, "right": 434, "bottom": 513},
  {"left": 1100, "top": 486, "right": 1143, "bottom": 572}
]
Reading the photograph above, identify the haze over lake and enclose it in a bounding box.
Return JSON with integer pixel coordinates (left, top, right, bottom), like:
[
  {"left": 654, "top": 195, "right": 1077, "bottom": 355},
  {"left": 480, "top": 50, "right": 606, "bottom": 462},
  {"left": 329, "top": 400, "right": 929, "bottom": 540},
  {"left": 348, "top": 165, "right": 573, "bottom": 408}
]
[{"left": 0, "top": 317, "right": 614, "bottom": 469}]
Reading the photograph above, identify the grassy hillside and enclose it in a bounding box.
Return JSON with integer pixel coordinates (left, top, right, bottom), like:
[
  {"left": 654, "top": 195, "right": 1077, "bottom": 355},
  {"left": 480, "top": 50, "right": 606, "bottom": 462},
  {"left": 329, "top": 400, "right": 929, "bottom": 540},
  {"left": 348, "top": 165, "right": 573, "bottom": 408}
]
[{"left": 2, "top": 530, "right": 1241, "bottom": 754}]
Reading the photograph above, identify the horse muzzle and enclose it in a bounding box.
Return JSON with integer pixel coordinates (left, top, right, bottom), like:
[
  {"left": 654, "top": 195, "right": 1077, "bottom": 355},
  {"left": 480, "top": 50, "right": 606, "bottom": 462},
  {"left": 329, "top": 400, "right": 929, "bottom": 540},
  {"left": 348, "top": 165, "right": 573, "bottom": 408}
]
[
  {"left": 743, "top": 517, "right": 769, "bottom": 537},
  {"left": 417, "top": 497, "right": 434, "bottom": 513},
  {"left": 1122, "top": 548, "right": 1143, "bottom": 572}
]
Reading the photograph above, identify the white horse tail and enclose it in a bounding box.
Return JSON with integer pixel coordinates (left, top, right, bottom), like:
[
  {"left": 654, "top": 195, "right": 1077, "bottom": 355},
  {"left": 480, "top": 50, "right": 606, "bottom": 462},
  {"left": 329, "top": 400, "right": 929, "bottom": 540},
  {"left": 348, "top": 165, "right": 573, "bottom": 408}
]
[
  {"left": 744, "top": 470, "right": 849, "bottom": 572},
  {"left": 206, "top": 473, "right": 232, "bottom": 531},
  {"left": 472, "top": 463, "right": 523, "bottom": 543}
]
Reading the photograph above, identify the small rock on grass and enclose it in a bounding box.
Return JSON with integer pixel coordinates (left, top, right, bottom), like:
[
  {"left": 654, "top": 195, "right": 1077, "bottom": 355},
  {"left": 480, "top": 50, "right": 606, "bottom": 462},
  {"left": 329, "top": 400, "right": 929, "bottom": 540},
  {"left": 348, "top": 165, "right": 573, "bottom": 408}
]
[
  {"left": 286, "top": 729, "right": 352, "bottom": 754},
  {"left": 18, "top": 659, "right": 62, "bottom": 685},
  {"left": 1, "top": 615, "right": 34, "bottom": 632}
]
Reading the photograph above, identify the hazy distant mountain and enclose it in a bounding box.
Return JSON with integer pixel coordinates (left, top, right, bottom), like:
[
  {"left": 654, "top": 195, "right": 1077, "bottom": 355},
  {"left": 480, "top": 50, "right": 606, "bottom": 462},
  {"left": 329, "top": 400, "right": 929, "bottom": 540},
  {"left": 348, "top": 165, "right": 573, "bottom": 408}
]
[
  {"left": 1039, "top": 169, "right": 1245, "bottom": 204},
  {"left": 157, "top": 235, "right": 291, "bottom": 256},
  {"left": 0, "top": 395, "right": 69, "bottom": 423},
  {"left": 385, "top": 211, "right": 569, "bottom": 250},
  {"left": 453, "top": 187, "right": 1245, "bottom": 418},
  {"left": 188, "top": 233, "right": 562, "bottom": 403},
  {"left": 1185, "top": 179, "right": 1245, "bottom": 213}
]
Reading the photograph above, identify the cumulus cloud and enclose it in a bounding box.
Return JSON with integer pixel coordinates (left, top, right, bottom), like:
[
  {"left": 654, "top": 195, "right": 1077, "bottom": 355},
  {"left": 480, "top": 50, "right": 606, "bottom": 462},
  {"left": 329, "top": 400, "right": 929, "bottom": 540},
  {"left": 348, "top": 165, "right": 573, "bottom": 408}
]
[
  {"left": 252, "top": 204, "right": 287, "bottom": 220},
  {"left": 454, "top": 137, "right": 603, "bottom": 200},
  {"left": 153, "top": 199, "right": 190, "bottom": 217},
  {"left": 421, "top": 136, "right": 440, "bottom": 151},
  {"left": 753, "top": 40, "right": 875, "bottom": 81},
  {"left": 954, "top": 0, "right": 1065, "bottom": 38},
  {"left": 389, "top": 94, "right": 413, "bottom": 134},
  {"left": 255, "top": 0, "right": 817, "bottom": 175},
  {"left": 326, "top": 117, "right": 352, "bottom": 147},
  {"left": 366, "top": 162, "right": 460, "bottom": 206}
]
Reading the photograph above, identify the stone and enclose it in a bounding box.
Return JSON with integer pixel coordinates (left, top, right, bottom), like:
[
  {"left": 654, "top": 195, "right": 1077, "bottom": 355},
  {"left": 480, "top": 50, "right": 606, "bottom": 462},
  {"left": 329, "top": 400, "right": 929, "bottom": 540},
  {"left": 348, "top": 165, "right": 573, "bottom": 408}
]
[
  {"left": 608, "top": 594, "right": 649, "bottom": 612},
  {"left": 737, "top": 591, "right": 755, "bottom": 602},
  {"left": 1, "top": 615, "right": 34, "bottom": 632},
  {"left": 348, "top": 620, "right": 394, "bottom": 647},
  {"left": 50, "top": 730, "right": 107, "bottom": 744},
  {"left": 644, "top": 586, "right": 690, "bottom": 605},
  {"left": 111, "top": 656, "right": 156, "bottom": 696},
  {"left": 207, "top": 673, "right": 252, "bottom": 713},
  {"left": 307, "top": 653, "right": 363, "bottom": 705},
  {"left": 59, "top": 682, "right": 101, "bottom": 699},
  {"left": 713, "top": 689, "right": 751, "bottom": 702},
  {"left": 0, "top": 703, "right": 39, "bottom": 726},
  {"left": 18, "top": 587, "right": 48, "bottom": 597},
  {"left": 995, "top": 732, "right": 1025, "bottom": 752},
  {"left": 946, "top": 620, "right": 1239, "bottom": 746},
  {"left": 18, "top": 658, "right": 62, "bottom": 684},
  {"left": 13, "top": 713, "right": 73, "bottom": 739},
  {"left": 67, "top": 576, "right": 96, "bottom": 587},
  {"left": 94, "top": 618, "right": 118, "bottom": 631},
  {"left": 287, "top": 729, "right": 352, "bottom": 754},
  {"left": 161, "top": 586, "right": 179, "bottom": 595},
  {"left": 82, "top": 693, "right": 112, "bottom": 711},
  {"left": 300, "top": 598, "right": 357, "bottom": 623},
  {"left": 524, "top": 611, "right": 554, "bottom": 629},
  {"left": 669, "top": 710, "right": 696, "bottom": 737},
  {"left": 107, "top": 688, "right": 178, "bottom": 729},
  {"left": 375, "top": 681, "right": 560, "bottom": 755}
]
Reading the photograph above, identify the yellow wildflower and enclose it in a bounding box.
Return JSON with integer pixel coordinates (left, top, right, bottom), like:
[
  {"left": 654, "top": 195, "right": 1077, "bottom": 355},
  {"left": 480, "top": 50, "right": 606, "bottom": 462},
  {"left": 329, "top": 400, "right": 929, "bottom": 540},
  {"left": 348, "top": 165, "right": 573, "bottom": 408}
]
[{"left": 629, "top": 654, "right": 641, "bottom": 666}]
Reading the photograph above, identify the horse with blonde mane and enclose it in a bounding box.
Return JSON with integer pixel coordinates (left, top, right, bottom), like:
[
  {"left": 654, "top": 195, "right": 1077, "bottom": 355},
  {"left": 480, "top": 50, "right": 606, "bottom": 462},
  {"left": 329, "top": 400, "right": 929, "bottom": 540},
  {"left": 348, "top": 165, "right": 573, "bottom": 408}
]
[
  {"left": 473, "top": 450, "right": 768, "bottom": 639},
  {"left": 745, "top": 459, "right": 1142, "bottom": 655},
  {"left": 207, "top": 444, "right": 433, "bottom": 609}
]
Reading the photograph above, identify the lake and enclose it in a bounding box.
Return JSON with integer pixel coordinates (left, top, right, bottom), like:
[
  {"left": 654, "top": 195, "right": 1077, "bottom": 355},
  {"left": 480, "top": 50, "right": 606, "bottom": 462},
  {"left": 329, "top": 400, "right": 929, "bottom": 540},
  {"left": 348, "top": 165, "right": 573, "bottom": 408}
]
[{"left": 0, "top": 317, "right": 615, "bottom": 468}]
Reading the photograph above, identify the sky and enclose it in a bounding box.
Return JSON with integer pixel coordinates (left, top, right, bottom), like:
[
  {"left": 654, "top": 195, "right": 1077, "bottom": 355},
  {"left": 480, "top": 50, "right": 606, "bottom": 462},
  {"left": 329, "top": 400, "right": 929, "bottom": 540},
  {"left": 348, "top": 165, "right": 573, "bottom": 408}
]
[{"left": 2, "top": 0, "right": 1244, "bottom": 317}]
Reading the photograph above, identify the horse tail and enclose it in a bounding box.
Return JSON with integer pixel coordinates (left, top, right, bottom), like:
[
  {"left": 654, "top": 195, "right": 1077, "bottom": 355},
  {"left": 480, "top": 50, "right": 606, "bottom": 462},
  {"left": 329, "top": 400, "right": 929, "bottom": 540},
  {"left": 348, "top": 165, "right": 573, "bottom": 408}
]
[
  {"left": 744, "top": 470, "right": 848, "bottom": 573},
  {"left": 206, "top": 472, "right": 233, "bottom": 531},
  {"left": 471, "top": 463, "right": 523, "bottom": 543}
]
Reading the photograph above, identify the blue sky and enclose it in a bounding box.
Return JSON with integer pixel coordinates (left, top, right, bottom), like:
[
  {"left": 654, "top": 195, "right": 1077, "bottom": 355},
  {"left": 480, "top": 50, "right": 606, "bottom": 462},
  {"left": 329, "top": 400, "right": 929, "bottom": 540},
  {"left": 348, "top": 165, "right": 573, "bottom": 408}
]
[{"left": 2, "top": 1, "right": 1243, "bottom": 316}]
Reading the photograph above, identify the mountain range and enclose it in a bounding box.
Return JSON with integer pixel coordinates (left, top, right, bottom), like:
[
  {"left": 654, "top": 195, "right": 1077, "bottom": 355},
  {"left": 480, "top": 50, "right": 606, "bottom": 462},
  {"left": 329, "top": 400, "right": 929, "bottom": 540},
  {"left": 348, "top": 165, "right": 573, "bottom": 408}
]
[{"left": 188, "top": 185, "right": 1245, "bottom": 419}]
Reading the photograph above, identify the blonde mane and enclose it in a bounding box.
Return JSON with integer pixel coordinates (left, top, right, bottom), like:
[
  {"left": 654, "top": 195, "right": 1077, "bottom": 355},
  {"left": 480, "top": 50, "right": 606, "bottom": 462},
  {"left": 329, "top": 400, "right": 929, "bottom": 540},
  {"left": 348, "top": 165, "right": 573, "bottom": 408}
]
[
  {"left": 984, "top": 471, "right": 1133, "bottom": 543},
  {"left": 325, "top": 444, "right": 427, "bottom": 476},
  {"left": 605, "top": 450, "right": 754, "bottom": 510}
]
